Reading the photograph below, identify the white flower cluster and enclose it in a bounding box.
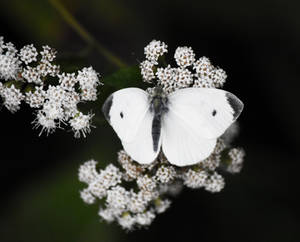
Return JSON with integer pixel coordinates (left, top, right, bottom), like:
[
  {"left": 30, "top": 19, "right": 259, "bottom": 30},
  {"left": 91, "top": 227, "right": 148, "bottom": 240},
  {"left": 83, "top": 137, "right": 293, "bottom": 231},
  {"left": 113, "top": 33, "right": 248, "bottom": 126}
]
[
  {"left": 79, "top": 138, "right": 243, "bottom": 230},
  {"left": 0, "top": 37, "right": 21, "bottom": 81},
  {"left": 227, "top": 148, "right": 245, "bottom": 173},
  {"left": 0, "top": 37, "right": 102, "bottom": 137},
  {"left": 140, "top": 40, "right": 227, "bottom": 94},
  {"left": 79, "top": 157, "right": 173, "bottom": 230},
  {"left": 79, "top": 40, "right": 245, "bottom": 230}
]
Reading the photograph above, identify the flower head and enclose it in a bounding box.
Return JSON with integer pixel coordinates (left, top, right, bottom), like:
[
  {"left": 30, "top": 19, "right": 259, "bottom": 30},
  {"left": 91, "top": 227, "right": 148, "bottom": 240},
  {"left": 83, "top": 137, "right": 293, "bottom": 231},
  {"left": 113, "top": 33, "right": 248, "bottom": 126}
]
[
  {"left": 140, "top": 60, "right": 155, "bottom": 83},
  {"left": 174, "top": 46, "right": 195, "bottom": 68},
  {"left": 0, "top": 53, "right": 20, "bottom": 81},
  {"left": 40, "top": 45, "right": 56, "bottom": 63},
  {"left": 19, "top": 44, "right": 38, "bottom": 65},
  {"left": 69, "top": 112, "right": 94, "bottom": 138},
  {"left": 144, "top": 40, "right": 168, "bottom": 63},
  {"left": 33, "top": 111, "right": 56, "bottom": 136},
  {"left": 0, "top": 84, "right": 24, "bottom": 112},
  {"left": 77, "top": 66, "right": 101, "bottom": 101}
]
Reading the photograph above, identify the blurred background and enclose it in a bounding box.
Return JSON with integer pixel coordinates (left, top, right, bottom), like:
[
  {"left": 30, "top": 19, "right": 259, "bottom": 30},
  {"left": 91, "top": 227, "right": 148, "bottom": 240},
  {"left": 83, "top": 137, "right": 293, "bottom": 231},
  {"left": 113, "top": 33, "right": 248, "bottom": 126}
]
[{"left": 0, "top": 0, "right": 299, "bottom": 241}]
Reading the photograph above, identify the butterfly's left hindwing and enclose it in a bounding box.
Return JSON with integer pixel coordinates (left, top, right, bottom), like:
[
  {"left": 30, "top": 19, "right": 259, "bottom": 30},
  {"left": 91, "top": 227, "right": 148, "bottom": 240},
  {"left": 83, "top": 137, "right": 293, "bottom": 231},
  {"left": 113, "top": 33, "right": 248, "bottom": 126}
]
[
  {"left": 121, "top": 109, "right": 162, "bottom": 164},
  {"left": 102, "top": 88, "right": 160, "bottom": 164}
]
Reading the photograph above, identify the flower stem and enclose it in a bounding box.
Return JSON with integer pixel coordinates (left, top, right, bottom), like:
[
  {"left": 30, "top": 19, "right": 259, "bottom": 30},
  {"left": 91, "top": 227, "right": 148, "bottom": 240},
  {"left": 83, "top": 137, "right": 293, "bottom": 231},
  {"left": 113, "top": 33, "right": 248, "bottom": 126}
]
[{"left": 48, "top": 0, "right": 127, "bottom": 68}]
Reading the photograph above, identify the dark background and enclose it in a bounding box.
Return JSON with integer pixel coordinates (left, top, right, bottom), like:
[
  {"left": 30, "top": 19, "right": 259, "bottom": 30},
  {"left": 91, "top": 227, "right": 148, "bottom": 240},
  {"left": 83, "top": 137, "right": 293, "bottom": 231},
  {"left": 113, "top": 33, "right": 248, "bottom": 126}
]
[{"left": 0, "top": 0, "right": 299, "bottom": 241}]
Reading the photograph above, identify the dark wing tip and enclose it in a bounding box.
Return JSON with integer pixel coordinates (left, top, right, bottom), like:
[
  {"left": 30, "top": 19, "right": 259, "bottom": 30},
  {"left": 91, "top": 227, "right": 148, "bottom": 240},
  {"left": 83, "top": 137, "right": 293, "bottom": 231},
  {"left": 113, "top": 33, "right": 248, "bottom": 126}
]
[
  {"left": 225, "top": 92, "right": 244, "bottom": 120},
  {"left": 102, "top": 94, "right": 113, "bottom": 122}
]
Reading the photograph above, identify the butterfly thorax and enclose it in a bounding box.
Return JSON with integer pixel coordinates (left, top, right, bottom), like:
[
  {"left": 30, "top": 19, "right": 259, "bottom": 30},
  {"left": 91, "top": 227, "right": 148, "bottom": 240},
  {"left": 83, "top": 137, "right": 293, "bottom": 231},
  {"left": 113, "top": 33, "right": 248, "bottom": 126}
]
[{"left": 149, "top": 86, "right": 168, "bottom": 116}]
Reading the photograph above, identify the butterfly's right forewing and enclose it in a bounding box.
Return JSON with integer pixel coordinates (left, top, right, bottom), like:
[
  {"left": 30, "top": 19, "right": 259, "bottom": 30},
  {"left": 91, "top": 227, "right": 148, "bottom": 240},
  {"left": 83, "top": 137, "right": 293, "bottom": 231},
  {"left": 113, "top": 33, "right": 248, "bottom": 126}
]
[{"left": 162, "top": 88, "right": 243, "bottom": 166}]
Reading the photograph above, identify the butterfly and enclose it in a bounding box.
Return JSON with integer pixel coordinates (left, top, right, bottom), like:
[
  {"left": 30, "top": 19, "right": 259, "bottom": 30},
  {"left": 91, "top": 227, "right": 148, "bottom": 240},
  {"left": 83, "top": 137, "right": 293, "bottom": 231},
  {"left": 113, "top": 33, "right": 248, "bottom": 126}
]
[{"left": 102, "top": 87, "right": 243, "bottom": 167}]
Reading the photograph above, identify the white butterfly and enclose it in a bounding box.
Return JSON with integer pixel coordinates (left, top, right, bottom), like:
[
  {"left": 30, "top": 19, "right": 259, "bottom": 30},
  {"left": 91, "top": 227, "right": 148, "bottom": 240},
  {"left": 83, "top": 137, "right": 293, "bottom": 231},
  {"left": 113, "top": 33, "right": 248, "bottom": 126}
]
[{"left": 102, "top": 87, "right": 243, "bottom": 167}]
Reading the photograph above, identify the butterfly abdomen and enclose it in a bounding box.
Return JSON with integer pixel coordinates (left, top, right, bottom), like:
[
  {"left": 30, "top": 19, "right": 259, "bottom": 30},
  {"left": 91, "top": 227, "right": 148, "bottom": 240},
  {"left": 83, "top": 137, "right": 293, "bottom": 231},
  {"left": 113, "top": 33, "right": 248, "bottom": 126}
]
[{"left": 152, "top": 115, "right": 161, "bottom": 152}]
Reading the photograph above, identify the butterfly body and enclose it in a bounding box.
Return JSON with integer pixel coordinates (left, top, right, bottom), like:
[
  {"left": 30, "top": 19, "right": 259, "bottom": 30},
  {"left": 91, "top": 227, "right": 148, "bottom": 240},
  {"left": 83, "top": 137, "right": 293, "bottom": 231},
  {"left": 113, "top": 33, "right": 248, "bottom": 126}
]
[
  {"left": 149, "top": 87, "right": 168, "bottom": 152},
  {"left": 102, "top": 87, "right": 243, "bottom": 167}
]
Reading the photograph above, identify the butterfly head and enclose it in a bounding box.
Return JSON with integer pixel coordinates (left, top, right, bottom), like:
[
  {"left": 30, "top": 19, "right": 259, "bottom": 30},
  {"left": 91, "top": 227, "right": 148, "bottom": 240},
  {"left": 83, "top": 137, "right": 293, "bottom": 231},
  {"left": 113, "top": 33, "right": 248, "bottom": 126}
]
[{"left": 153, "top": 86, "right": 165, "bottom": 96}]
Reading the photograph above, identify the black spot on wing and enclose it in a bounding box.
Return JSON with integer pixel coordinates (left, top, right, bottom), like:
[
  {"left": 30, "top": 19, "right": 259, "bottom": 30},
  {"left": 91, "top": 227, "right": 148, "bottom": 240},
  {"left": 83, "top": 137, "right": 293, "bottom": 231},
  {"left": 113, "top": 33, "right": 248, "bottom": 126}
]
[
  {"left": 226, "top": 92, "right": 244, "bottom": 120},
  {"left": 102, "top": 94, "right": 113, "bottom": 122},
  {"left": 152, "top": 115, "right": 161, "bottom": 152},
  {"left": 120, "top": 112, "right": 124, "bottom": 118},
  {"left": 212, "top": 109, "right": 217, "bottom": 116}
]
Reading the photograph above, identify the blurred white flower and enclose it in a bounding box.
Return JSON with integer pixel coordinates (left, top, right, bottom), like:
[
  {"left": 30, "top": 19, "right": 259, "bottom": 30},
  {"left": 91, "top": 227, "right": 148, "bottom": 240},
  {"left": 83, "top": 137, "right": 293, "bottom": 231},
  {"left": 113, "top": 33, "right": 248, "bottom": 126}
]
[
  {"left": 135, "top": 210, "right": 155, "bottom": 226},
  {"left": 118, "top": 213, "right": 135, "bottom": 230},
  {"left": 155, "top": 198, "right": 171, "bottom": 214},
  {"left": 0, "top": 84, "right": 24, "bottom": 113},
  {"left": 227, "top": 148, "right": 245, "bottom": 173},
  {"left": 80, "top": 188, "right": 96, "bottom": 204},
  {"left": 78, "top": 159, "right": 98, "bottom": 184},
  {"left": 98, "top": 207, "right": 115, "bottom": 223},
  {"left": 205, "top": 172, "right": 225, "bottom": 193},
  {"left": 183, "top": 169, "right": 208, "bottom": 188},
  {"left": 201, "top": 154, "right": 221, "bottom": 171},
  {"left": 0, "top": 53, "right": 20, "bottom": 80}
]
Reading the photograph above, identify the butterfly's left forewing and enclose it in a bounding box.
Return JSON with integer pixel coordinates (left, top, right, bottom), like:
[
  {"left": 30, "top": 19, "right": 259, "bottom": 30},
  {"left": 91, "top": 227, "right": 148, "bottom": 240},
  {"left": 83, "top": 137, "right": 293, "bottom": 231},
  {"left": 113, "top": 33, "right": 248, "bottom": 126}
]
[
  {"left": 162, "top": 88, "right": 243, "bottom": 166},
  {"left": 102, "top": 88, "right": 149, "bottom": 143},
  {"left": 102, "top": 88, "right": 160, "bottom": 164}
]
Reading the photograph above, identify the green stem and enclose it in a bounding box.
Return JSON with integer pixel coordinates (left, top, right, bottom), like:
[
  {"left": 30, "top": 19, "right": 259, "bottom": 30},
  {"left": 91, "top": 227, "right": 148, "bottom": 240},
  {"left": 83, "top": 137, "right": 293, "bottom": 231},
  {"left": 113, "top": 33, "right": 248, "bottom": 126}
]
[{"left": 48, "top": 0, "right": 127, "bottom": 68}]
